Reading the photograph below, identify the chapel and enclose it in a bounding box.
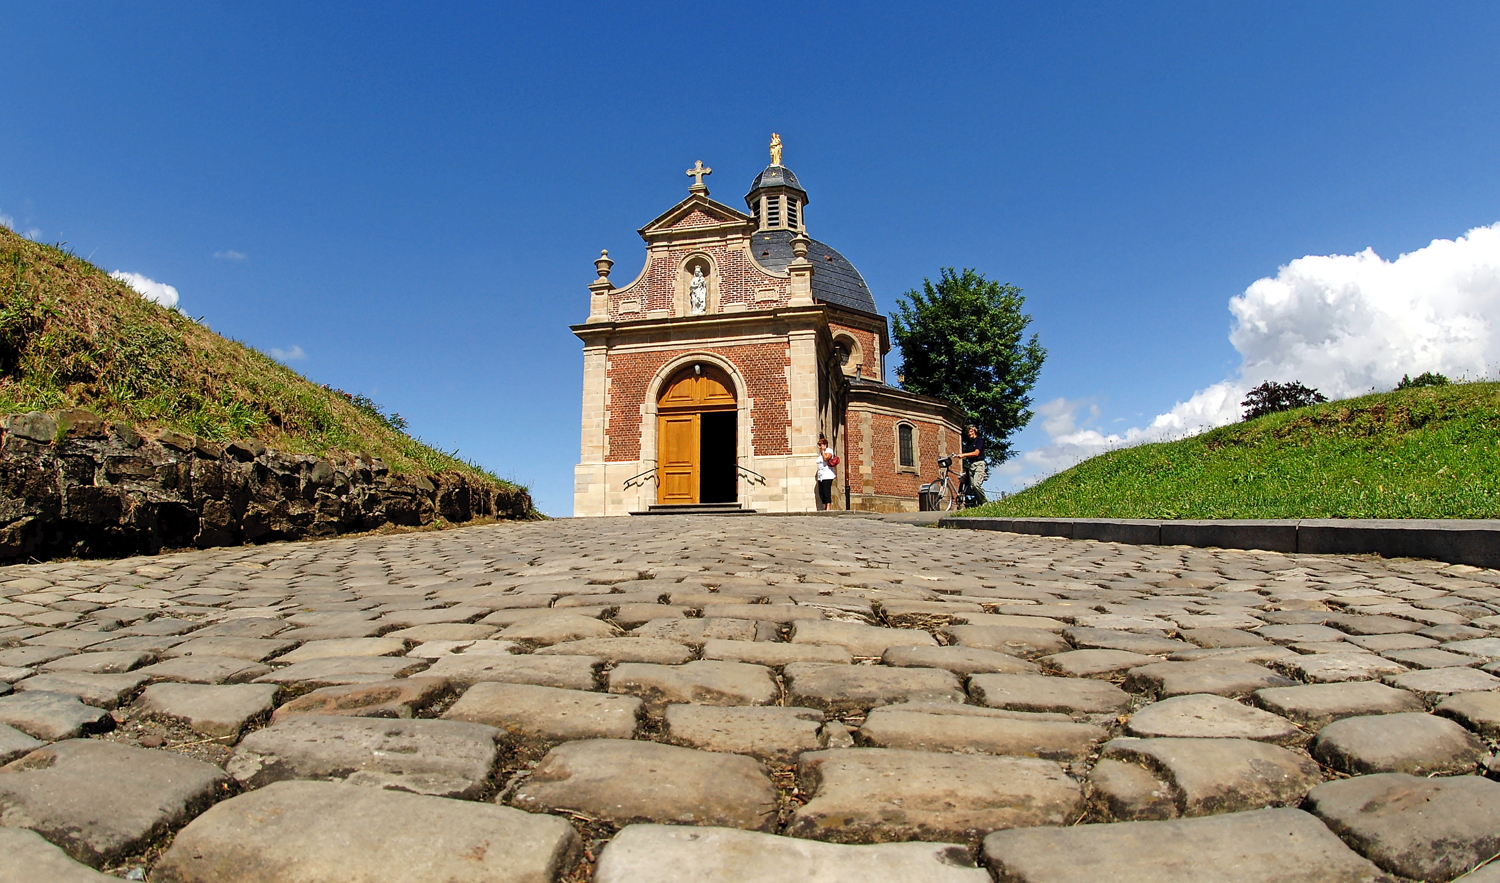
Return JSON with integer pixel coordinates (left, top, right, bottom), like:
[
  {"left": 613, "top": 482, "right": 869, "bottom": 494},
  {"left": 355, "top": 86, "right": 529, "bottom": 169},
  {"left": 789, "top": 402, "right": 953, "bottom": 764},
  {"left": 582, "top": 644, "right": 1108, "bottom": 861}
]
[{"left": 573, "top": 138, "right": 965, "bottom": 516}]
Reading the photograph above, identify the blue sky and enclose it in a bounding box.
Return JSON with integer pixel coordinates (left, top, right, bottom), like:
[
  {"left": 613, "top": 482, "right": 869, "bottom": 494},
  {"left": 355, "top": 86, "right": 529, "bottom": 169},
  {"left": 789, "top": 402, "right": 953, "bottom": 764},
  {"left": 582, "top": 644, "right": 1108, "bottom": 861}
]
[{"left": 3, "top": 3, "right": 1499, "bottom": 514}]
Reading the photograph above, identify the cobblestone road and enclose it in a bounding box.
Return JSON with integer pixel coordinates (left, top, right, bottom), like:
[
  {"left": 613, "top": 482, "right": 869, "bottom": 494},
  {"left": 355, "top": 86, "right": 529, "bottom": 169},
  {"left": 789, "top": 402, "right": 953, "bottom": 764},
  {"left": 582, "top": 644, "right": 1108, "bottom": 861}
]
[{"left": 0, "top": 515, "right": 1496, "bottom": 882}]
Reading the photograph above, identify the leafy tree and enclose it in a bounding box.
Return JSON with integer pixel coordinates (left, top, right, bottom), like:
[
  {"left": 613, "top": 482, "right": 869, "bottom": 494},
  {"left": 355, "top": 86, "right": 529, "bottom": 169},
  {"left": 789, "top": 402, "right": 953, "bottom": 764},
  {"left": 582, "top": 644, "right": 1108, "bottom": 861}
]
[
  {"left": 890, "top": 268, "right": 1045, "bottom": 462},
  {"left": 1397, "top": 371, "right": 1450, "bottom": 389},
  {"left": 1241, "top": 380, "right": 1327, "bottom": 420}
]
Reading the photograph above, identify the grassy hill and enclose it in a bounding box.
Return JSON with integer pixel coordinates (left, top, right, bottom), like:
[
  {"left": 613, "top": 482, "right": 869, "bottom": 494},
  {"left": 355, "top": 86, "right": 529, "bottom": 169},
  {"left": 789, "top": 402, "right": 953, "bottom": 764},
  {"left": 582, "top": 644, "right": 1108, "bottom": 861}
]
[
  {"left": 971, "top": 381, "right": 1500, "bottom": 520},
  {"left": 0, "top": 228, "right": 518, "bottom": 493}
]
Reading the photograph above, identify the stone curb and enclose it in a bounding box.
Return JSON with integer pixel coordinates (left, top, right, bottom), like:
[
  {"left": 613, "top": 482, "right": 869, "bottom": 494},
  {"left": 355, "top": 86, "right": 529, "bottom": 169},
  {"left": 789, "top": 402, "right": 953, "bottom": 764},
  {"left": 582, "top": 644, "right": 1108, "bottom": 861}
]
[{"left": 938, "top": 517, "right": 1500, "bottom": 568}]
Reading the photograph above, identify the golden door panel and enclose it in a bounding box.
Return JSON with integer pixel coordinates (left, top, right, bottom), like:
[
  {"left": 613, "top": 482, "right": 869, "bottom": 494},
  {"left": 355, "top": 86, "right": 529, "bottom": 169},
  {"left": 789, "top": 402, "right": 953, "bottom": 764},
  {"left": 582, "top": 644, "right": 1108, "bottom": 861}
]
[
  {"left": 658, "top": 367, "right": 736, "bottom": 411},
  {"left": 658, "top": 413, "right": 699, "bottom": 504}
]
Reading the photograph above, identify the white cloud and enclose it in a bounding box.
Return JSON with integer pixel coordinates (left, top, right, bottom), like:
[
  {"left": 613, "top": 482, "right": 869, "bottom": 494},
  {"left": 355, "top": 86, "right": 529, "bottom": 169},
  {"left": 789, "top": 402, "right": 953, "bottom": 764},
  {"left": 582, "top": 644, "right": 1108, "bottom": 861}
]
[
  {"left": 269, "top": 345, "right": 306, "bottom": 362},
  {"left": 0, "top": 210, "right": 39, "bottom": 240},
  {"left": 1008, "top": 221, "right": 1500, "bottom": 490},
  {"left": 1229, "top": 226, "right": 1500, "bottom": 394},
  {"left": 213, "top": 250, "right": 247, "bottom": 261},
  {"left": 109, "top": 270, "right": 180, "bottom": 309}
]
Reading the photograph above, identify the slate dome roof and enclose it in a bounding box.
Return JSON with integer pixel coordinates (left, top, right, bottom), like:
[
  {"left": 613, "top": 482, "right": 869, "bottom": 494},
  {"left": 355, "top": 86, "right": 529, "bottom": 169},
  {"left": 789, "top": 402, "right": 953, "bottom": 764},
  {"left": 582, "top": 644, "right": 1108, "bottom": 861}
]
[
  {"left": 747, "top": 164, "right": 805, "bottom": 194},
  {"left": 751, "top": 230, "right": 878, "bottom": 316}
]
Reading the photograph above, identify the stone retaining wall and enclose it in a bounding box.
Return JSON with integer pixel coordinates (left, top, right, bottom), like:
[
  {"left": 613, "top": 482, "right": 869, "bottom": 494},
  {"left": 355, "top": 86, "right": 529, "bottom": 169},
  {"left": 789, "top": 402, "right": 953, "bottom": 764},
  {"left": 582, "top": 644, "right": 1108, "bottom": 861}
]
[
  {"left": 0, "top": 410, "right": 531, "bottom": 562},
  {"left": 941, "top": 515, "right": 1500, "bottom": 569}
]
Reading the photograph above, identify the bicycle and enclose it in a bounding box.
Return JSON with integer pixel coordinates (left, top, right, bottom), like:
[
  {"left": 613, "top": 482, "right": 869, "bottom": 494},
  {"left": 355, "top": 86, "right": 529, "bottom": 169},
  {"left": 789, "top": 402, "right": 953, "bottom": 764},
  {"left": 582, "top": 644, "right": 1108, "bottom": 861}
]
[{"left": 930, "top": 455, "right": 976, "bottom": 511}]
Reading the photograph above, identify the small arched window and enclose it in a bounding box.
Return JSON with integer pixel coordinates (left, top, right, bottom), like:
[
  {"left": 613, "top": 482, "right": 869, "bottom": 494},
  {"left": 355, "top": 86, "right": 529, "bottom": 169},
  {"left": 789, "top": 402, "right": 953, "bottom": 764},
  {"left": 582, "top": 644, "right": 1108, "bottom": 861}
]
[
  {"left": 832, "top": 333, "right": 862, "bottom": 377},
  {"left": 898, "top": 423, "right": 915, "bottom": 468}
]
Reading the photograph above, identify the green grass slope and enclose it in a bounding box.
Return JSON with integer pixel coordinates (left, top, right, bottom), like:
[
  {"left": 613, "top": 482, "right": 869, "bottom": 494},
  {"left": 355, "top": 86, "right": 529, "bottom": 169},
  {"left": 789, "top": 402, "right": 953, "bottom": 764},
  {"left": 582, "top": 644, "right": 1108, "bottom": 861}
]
[
  {"left": 0, "top": 228, "right": 516, "bottom": 491},
  {"left": 972, "top": 381, "right": 1500, "bottom": 519}
]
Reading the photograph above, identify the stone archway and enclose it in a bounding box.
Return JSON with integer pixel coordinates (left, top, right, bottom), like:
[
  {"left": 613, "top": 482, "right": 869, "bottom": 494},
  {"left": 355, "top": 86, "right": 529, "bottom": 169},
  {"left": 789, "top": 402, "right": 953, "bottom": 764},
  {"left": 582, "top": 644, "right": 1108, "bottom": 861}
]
[{"left": 656, "top": 363, "right": 737, "bottom": 505}]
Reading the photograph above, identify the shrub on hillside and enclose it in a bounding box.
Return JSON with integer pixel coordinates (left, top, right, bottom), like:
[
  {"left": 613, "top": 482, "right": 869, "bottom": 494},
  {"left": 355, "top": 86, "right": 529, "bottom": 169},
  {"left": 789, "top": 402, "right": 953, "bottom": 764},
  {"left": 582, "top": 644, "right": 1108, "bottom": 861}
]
[
  {"left": 1397, "top": 371, "right": 1450, "bottom": 389},
  {"left": 1241, "top": 381, "right": 1327, "bottom": 420},
  {"left": 327, "top": 387, "right": 408, "bottom": 432}
]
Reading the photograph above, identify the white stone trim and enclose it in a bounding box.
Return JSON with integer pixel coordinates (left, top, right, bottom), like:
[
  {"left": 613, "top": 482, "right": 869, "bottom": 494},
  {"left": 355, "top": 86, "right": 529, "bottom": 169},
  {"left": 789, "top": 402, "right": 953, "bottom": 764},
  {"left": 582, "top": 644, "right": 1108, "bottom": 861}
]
[
  {"left": 638, "top": 352, "right": 756, "bottom": 508},
  {"left": 895, "top": 420, "right": 919, "bottom": 474}
]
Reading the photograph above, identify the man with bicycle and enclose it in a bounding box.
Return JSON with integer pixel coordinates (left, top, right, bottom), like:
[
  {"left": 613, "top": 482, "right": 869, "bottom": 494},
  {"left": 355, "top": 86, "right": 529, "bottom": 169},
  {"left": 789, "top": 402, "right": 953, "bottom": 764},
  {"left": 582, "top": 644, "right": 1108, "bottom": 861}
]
[{"left": 957, "top": 424, "right": 987, "bottom": 506}]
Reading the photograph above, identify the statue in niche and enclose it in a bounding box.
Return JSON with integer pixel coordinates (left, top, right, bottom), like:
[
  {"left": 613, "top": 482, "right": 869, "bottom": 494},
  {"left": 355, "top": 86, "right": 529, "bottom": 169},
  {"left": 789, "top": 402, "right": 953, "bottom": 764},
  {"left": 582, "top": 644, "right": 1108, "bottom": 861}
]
[{"left": 688, "top": 266, "right": 708, "bottom": 314}]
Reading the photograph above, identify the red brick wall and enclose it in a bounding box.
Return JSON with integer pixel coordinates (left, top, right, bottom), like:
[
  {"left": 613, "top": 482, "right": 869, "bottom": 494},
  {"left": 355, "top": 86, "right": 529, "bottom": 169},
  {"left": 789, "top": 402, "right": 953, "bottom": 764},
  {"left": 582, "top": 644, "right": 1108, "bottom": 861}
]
[
  {"left": 848, "top": 407, "right": 960, "bottom": 499},
  {"left": 669, "top": 210, "right": 717, "bottom": 229},
  {"left": 605, "top": 342, "right": 792, "bottom": 462},
  {"left": 611, "top": 245, "right": 791, "bottom": 317}
]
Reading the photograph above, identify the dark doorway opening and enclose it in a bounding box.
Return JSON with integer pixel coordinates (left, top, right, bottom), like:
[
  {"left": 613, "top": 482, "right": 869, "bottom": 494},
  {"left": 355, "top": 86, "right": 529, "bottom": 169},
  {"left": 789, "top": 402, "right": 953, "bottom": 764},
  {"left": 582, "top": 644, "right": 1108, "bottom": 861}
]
[{"left": 699, "top": 411, "right": 738, "bottom": 504}]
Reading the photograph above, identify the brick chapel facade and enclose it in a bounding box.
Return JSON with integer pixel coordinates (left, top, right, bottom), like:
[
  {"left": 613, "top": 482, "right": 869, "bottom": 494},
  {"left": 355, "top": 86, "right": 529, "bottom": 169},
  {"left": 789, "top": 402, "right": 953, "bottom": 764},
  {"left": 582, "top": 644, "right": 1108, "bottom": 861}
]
[{"left": 573, "top": 142, "right": 964, "bottom": 516}]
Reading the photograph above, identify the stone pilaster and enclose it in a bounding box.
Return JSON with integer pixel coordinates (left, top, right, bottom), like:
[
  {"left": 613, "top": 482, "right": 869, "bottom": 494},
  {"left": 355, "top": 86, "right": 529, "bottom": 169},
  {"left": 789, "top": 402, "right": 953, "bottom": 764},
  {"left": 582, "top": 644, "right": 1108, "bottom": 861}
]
[
  {"left": 579, "top": 344, "right": 608, "bottom": 463},
  {"left": 786, "top": 324, "right": 821, "bottom": 511}
]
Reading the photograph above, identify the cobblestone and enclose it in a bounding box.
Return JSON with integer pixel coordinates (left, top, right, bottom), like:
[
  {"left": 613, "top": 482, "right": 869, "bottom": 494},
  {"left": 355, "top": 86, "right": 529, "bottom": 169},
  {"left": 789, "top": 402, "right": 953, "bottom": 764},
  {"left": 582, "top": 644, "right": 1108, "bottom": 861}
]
[
  {"left": 0, "top": 690, "right": 112, "bottom": 739},
  {"left": 789, "top": 747, "right": 1082, "bottom": 842},
  {"left": 0, "top": 827, "right": 119, "bottom": 883},
  {"left": 0, "top": 740, "right": 229, "bottom": 867},
  {"left": 1311, "top": 712, "right": 1487, "bottom": 775},
  {"left": 1251, "top": 681, "right": 1425, "bottom": 728},
  {"left": 510, "top": 738, "right": 778, "bottom": 830},
  {"left": 444, "top": 681, "right": 642, "bottom": 743},
  {"left": 1436, "top": 689, "right": 1500, "bottom": 737},
  {"left": 153, "top": 780, "right": 579, "bottom": 883},
  {"left": 0, "top": 515, "right": 1495, "bottom": 878},
  {"left": 270, "top": 676, "right": 448, "bottom": 720},
  {"left": 1099, "top": 736, "right": 1321, "bottom": 816},
  {"left": 1125, "top": 693, "right": 1304, "bottom": 743},
  {"left": 983, "top": 808, "right": 1391, "bottom": 883},
  {"left": 608, "top": 659, "right": 778, "bottom": 708},
  {"left": 594, "top": 824, "right": 990, "bottom": 882},
  {"left": 858, "top": 703, "right": 1104, "bottom": 759},
  {"left": 784, "top": 661, "right": 965, "bottom": 712},
  {"left": 136, "top": 682, "right": 279, "bottom": 735},
  {"left": 1308, "top": 773, "right": 1500, "bottom": 882},
  {"left": 227, "top": 714, "right": 502, "bottom": 797},
  {"left": 662, "top": 703, "right": 824, "bottom": 761},
  {"left": 969, "top": 671, "right": 1131, "bottom": 714}
]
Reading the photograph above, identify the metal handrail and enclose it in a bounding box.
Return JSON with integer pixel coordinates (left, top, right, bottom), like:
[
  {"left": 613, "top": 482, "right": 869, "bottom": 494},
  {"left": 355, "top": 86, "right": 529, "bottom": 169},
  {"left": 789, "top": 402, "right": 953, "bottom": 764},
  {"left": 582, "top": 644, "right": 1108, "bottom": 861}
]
[
  {"left": 736, "top": 463, "right": 767, "bottom": 484},
  {"left": 623, "top": 466, "right": 658, "bottom": 490}
]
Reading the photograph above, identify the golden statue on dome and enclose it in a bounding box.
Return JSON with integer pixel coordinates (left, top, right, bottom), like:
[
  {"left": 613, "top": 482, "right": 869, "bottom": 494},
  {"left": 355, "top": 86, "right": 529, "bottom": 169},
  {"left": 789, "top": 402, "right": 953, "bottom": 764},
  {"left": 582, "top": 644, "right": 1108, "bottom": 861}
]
[{"left": 769, "top": 133, "right": 783, "bottom": 166}]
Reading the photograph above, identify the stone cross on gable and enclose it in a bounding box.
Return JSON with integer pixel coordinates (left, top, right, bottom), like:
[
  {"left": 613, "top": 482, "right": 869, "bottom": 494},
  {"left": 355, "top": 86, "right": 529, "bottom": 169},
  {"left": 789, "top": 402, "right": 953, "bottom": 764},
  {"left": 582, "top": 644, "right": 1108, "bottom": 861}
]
[{"left": 685, "top": 160, "right": 712, "bottom": 191}]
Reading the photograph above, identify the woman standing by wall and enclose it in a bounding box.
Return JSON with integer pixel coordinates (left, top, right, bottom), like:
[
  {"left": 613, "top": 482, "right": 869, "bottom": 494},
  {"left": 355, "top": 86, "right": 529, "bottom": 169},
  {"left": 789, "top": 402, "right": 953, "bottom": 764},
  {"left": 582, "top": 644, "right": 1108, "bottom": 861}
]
[{"left": 816, "top": 434, "right": 837, "bottom": 510}]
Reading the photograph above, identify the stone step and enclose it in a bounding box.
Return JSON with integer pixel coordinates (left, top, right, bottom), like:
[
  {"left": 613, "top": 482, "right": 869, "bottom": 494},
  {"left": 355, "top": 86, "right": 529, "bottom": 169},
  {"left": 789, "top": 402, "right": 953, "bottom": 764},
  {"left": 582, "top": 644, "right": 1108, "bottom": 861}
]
[{"left": 633, "top": 503, "right": 759, "bottom": 515}]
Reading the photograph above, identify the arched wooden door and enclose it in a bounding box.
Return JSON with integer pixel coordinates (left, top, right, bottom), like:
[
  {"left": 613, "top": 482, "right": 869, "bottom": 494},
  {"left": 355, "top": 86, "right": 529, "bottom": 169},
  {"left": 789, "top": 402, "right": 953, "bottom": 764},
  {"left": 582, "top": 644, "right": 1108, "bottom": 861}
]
[{"left": 657, "top": 365, "right": 737, "bottom": 505}]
